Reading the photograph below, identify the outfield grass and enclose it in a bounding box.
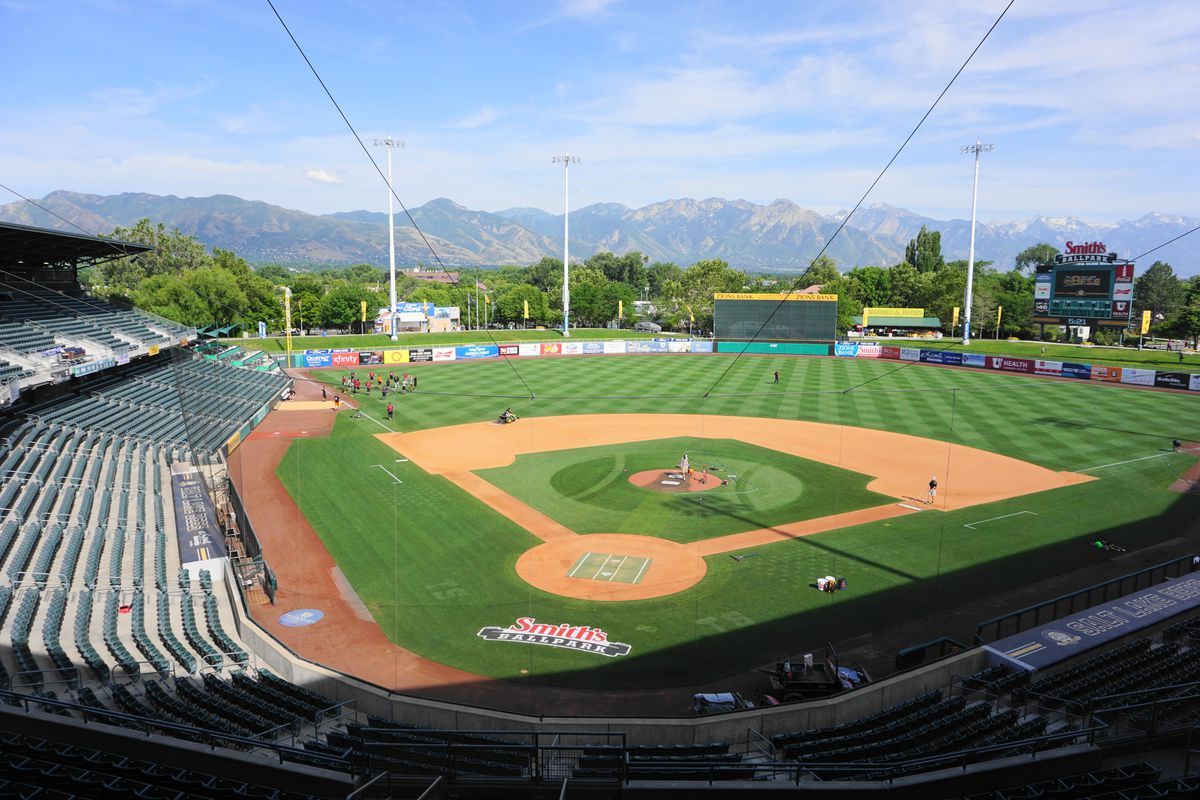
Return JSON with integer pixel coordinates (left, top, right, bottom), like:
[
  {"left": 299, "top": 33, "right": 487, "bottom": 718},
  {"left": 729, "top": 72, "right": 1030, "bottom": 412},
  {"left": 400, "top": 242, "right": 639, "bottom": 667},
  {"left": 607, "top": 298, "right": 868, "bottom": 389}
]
[
  {"left": 222, "top": 327, "right": 671, "bottom": 352},
  {"left": 477, "top": 438, "right": 891, "bottom": 542},
  {"left": 277, "top": 354, "right": 1200, "bottom": 690}
]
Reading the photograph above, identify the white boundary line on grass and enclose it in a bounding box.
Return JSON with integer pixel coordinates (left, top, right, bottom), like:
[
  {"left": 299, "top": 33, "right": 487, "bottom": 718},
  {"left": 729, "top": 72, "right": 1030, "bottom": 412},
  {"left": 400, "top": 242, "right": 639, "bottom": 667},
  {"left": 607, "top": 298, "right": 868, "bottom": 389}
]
[
  {"left": 631, "top": 557, "right": 651, "bottom": 585},
  {"left": 963, "top": 510, "right": 1036, "bottom": 530},
  {"left": 566, "top": 552, "right": 592, "bottom": 578},
  {"left": 351, "top": 410, "right": 394, "bottom": 432},
  {"left": 607, "top": 555, "right": 629, "bottom": 583},
  {"left": 1078, "top": 452, "right": 1169, "bottom": 473},
  {"left": 372, "top": 464, "right": 403, "bottom": 484}
]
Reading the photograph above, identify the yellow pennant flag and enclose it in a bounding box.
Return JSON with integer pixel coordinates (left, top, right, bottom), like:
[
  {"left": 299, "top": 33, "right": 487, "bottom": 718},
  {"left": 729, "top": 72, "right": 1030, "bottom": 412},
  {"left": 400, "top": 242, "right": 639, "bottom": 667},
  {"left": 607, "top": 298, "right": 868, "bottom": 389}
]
[
  {"left": 360, "top": 300, "right": 367, "bottom": 322},
  {"left": 996, "top": 305, "right": 1003, "bottom": 327},
  {"left": 952, "top": 306, "right": 960, "bottom": 327},
  {"left": 1140, "top": 309, "right": 1151, "bottom": 335},
  {"left": 687, "top": 305, "right": 695, "bottom": 323},
  {"left": 618, "top": 299, "right": 623, "bottom": 319},
  {"left": 485, "top": 294, "right": 490, "bottom": 305},
  {"left": 523, "top": 298, "right": 529, "bottom": 319}
]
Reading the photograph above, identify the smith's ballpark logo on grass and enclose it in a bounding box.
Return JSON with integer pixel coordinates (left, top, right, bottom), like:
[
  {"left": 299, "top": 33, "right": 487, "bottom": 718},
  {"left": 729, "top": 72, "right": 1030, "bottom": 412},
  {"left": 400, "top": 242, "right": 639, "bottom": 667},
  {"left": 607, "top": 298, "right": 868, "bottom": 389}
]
[{"left": 477, "top": 617, "right": 632, "bottom": 657}]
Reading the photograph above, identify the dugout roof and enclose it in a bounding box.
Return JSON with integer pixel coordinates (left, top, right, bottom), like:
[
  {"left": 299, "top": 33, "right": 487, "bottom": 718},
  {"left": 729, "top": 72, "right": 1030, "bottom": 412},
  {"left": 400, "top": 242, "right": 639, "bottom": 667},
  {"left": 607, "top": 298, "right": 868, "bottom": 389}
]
[
  {"left": 1, "top": 220, "right": 152, "bottom": 269},
  {"left": 853, "top": 316, "right": 941, "bottom": 328}
]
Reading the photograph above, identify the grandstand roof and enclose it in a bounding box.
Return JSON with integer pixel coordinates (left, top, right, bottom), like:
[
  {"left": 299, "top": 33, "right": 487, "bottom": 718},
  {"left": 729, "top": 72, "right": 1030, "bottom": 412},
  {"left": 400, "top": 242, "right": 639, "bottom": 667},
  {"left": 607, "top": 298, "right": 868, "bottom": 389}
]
[{"left": 0, "top": 220, "right": 153, "bottom": 268}]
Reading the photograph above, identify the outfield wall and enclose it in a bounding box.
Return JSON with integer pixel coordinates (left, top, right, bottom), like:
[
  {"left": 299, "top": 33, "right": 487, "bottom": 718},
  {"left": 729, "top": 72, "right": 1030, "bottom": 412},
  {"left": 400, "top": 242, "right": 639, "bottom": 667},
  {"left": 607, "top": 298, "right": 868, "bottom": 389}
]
[
  {"left": 287, "top": 337, "right": 1200, "bottom": 393},
  {"left": 833, "top": 341, "right": 1200, "bottom": 393}
]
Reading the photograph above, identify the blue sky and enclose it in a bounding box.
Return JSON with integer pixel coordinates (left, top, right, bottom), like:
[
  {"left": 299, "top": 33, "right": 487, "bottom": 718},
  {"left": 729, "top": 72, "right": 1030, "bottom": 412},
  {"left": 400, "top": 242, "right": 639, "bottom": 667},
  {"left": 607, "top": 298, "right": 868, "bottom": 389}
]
[{"left": 2, "top": 0, "right": 1197, "bottom": 223}]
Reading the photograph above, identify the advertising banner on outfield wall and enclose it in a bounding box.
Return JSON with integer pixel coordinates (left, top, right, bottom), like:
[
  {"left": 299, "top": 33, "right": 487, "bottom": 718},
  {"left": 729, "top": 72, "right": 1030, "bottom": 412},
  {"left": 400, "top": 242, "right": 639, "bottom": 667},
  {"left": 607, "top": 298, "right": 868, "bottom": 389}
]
[
  {"left": 603, "top": 340, "right": 627, "bottom": 354},
  {"left": 1091, "top": 365, "right": 1122, "bottom": 382},
  {"left": 858, "top": 344, "right": 882, "bottom": 358},
  {"left": 407, "top": 348, "right": 432, "bottom": 363},
  {"left": 358, "top": 351, "right": 383, "bottom": 365},
  {"left": 1192, "top": 374, "right": 1200, "bottom": 392},
  {"left": 562, "top": 341, "right": 584, "bottom": 355},
  {"left": 900, "top": 348, "right": 921, "bottom": 361},
  {"left": 1034, "top": 360, "right": 1063, "bottom": 376},
  {"left": 987, "top": 356, "right": 1034, "bottom": 374},
  {"left": 919, "top": 349, "right": 962, "bottom": 365},
  {"left": 1062, "top": 363, "right": 1092, "bottom": 379},
  {"left": 881, "top": 346, "right": 902, "bottom": 360},
  {"left": 303, "top": 352, "right": 332, "bottom": 368},
  {"left": 692, "top": 341, "right": 714, "bottom": 353},
  {"left": 332, "top": 352, "right": 360, "bottom": 367},
  {"left": 583, "top": 342, "right": 604, "bottom": 354},
  {"left": 1154, "top": 371, "right": 1191, "bottom": 390},
  {"left": 498, "top": 344, "right": 519, "bottom": 356},
  {"left": 962, "top": 353, "right": 988, "bottom": 368},
  {"left": 518, "top": 343, "right": 542, "bottom": 357},
  {"left": 541, "top": 342, "right": 562, "bottom": 355},
  {"left": 834, "top": 342, "right": 860, "bottom": 357},
  {"left": 627, "top": 341, "right": 670, "bottom": 353},
  {"left": 455, "top": 344, "right": 498, "bottom": 360},
  {"left": 1121, "top": 368, "right": 1156, "bottom": 387},
  {"left": 432, "top": 347, "right": 456, "bottom": 362},
  {"left": 384, "top": 350, "right": 410, "bottom": 364},
  {"left": 667, "top": 340, "right": 692, "bottom": 353}
]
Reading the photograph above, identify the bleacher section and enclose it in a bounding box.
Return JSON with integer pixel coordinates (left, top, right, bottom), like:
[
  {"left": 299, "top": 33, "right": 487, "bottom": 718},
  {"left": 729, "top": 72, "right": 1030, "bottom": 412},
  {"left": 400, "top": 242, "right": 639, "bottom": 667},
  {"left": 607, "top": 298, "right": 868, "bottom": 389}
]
[
  {"left": 0, "top": 275, "right": 196, "bottom": 399},
  {"left": 22, "top": 357, "right": 286, "bottom": 456}
]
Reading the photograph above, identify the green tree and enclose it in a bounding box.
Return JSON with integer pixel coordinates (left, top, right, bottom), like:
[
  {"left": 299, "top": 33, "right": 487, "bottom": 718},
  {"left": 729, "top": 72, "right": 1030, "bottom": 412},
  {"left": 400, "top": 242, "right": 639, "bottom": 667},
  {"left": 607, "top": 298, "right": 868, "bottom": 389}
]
[
  {"left": 903, "top": 225, "right": 944, "bottom": 274},
  {"left": 585, "top": 251, "right": 648, "bottom": 289},
  {"left": 1134, "top": 261, "right": 1185, "bottom": 323},
  {"left": 317, "top": 283, "right": 375, "bottom": 329},
  {"left": 496, "top": 284, "right": 550, "bottom": 325},
  {"left": 1014, "top": 243, "right": 1060, "bottom": 273},
  {"left": 805, "top": 255, "right": 841, "bottom": 286},
  {"left": 646, "top": 262, "right": 682, "bottom": 298},
  {"left": 526, "top": 257, "right": 563, "bottom": 292},
  {"left": 102, "top": 219, "right": 211, "bottom": 291},
  {"left": 677, "top": 259, "right": 746, "bottom": 331}
]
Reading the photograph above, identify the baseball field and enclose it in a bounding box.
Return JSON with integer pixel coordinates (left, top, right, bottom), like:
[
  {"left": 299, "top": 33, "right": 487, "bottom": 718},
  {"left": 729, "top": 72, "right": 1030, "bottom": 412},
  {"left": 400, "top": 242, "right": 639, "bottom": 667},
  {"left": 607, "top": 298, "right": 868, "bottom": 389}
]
[{"left": 266, "top": 353, "right": 1199, "bottom": 693}]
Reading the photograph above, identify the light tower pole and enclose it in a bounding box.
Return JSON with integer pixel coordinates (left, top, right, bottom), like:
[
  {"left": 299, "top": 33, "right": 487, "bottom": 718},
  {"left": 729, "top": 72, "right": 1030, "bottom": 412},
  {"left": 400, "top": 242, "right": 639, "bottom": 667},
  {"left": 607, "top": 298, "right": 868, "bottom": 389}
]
[
  {"left": 374, "top": 137, "right": 404, "bottom": 340},
  {"left": 552, "top": 154, "right": 579, "bottom": 337},
  {"left": 960, "top": 141, "right": 993, "bottom": 345}
]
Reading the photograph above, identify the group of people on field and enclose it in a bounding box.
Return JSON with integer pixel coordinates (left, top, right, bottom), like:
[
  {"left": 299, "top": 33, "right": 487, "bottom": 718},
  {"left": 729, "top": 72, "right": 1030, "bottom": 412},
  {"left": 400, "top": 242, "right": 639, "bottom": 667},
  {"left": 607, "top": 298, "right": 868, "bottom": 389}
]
[{"left": 340, "top": 370, "right": 418, "bottom": 397}]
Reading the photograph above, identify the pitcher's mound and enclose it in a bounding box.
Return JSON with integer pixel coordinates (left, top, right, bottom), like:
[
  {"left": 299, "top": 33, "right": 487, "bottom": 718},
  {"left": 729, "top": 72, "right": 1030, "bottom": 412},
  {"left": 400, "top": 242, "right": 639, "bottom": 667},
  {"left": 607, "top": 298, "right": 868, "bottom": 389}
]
[{"left": 628, "top": 469, "right": 722, "bottom": 493}]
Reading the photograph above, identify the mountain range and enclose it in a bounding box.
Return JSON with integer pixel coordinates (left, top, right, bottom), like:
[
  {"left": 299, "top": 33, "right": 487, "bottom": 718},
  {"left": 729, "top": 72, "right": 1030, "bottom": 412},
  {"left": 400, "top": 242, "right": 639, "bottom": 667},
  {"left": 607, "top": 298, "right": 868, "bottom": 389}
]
[{"left": 3, "top": 190, "right": 1197, "bottom": 276}]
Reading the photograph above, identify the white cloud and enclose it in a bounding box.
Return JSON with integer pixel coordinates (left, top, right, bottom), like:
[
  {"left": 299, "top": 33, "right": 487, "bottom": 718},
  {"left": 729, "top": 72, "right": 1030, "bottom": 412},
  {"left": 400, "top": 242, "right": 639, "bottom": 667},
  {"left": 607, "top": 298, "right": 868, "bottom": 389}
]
[
  {"left": 304, "top": 168, "right": 344, "bottom": 184},
  {"left": 560, "top": 0, "right": 617, "bottom": 18},
  {"left": 451, "top": 105, "right": 499, "bottom": 129}
]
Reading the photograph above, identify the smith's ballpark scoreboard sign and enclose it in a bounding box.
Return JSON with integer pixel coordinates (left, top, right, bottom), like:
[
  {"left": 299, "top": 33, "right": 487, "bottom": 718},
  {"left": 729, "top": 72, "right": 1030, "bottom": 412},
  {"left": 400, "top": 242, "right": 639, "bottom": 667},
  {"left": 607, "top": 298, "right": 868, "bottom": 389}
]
[{"left": 1032, "top": 242, "right": 1134, "bottom": 329}]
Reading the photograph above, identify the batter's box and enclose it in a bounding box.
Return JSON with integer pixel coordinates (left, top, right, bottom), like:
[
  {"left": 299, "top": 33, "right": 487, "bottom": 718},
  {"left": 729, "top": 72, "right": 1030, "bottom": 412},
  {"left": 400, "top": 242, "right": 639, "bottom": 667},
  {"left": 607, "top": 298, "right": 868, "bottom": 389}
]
[{"left": 567, "top": 552, "right": 652, "bottom": 585}]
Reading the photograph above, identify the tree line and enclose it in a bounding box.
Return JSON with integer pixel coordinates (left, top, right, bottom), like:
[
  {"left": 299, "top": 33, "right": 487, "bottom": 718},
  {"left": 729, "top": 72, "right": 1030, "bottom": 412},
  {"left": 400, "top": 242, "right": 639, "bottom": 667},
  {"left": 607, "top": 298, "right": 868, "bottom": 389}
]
[{"left": 91, "top": 217, "right": 1197, "bottom": 344}]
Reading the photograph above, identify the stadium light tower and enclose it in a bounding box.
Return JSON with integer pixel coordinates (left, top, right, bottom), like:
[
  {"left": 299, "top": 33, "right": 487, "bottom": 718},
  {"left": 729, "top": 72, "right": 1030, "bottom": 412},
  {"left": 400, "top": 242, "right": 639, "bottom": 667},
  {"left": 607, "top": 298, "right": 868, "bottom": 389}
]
[
  {"left": 552, "top": 153, "right": 580, "bottom": 338},
  {"left": 374, "top": 137, "right": 404, "bottom": 340},
  {"left": 960, "top": 141, "right": 994, "bottom": 345}
]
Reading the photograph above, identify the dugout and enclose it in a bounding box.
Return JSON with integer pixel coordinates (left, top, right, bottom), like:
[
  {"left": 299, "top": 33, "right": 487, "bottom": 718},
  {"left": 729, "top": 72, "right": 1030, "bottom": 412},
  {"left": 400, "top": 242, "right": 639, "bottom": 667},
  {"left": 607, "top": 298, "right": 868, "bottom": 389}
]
[{"left": 714, "top": 292, "right": 838, "bottom": 342}]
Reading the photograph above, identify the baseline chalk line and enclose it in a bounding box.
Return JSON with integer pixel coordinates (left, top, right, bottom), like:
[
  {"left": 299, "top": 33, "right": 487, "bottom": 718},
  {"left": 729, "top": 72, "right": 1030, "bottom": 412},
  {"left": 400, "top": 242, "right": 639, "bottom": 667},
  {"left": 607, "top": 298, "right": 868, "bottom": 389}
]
[
  {"left": 964, "top": 510, "right": 1036, "bottom": 530},
  {"left": 372, "top": 464, "right": 403, "bottom": 484},
  {"left": 1079, "top": 452, "right": 1170, "bottom": 473}
]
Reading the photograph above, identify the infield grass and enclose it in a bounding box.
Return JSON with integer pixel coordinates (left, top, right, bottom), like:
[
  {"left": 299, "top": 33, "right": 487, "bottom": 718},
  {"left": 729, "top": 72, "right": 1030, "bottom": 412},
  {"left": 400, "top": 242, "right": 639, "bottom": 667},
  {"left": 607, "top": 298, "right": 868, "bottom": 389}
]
[
  {"left": 477, "top": 438, "right": 892, "bottom": 542},
  {"left": 277, "top": 353, "right": 1200, "bottom": 691}
]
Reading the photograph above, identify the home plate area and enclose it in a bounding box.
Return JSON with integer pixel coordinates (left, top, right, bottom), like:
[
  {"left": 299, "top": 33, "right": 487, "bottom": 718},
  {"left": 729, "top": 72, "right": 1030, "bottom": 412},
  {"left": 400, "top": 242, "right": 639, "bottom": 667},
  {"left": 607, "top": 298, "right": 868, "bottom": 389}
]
[{"left": 567, "top": 552, "right": 653, "bottom": 585}]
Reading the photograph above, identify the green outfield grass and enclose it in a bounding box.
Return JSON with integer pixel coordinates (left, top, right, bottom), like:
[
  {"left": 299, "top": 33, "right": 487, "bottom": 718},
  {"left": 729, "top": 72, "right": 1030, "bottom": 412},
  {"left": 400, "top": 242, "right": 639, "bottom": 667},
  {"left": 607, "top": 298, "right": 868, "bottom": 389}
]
[
  {"left": 222, "top": 327, "right": 671, "bottom": 352},
  {"left": 276, "top": 353, "right": 1200, "bottom": 690},
  {"left": 476, "top": 438, "right": 891, "bottom": 542}
]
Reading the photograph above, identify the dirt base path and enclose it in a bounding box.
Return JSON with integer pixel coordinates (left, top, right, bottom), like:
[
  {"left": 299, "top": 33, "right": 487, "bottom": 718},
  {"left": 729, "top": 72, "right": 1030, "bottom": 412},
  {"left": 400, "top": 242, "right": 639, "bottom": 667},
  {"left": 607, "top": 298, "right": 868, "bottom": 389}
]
[
  {"left": 379, "top": 414, "right": 1092, "bottom": 601},
  {"left": 378, "top": 414, "right": 1092, "bottom": 512}
]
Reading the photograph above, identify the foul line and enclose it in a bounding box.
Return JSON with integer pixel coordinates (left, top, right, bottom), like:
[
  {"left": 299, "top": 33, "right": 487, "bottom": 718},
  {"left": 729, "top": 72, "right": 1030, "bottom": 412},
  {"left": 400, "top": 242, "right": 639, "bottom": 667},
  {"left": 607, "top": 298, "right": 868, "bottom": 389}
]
[
  {"left": 1079, "top": 452, "right": 1171, "bottom": 473},
  {"left": 372, "top": 464, "right": 403, "bottom": 484},
  {"left": 352, "top": 410, "right": 394, "bottom": 433},
  {"left": 963, "top": 510, "right": 1036, "bottom": 530}
]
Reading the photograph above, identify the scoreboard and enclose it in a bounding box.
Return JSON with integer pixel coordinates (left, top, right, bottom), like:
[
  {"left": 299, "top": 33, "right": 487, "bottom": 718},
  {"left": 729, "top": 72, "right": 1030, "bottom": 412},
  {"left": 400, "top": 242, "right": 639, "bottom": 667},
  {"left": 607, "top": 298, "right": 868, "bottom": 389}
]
[
  {"left": 1032, "top": 246, "right": 1134, "bottom": 329},
  {"left": 714, "top": 293, "right": 838, "bottom": 341}
]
